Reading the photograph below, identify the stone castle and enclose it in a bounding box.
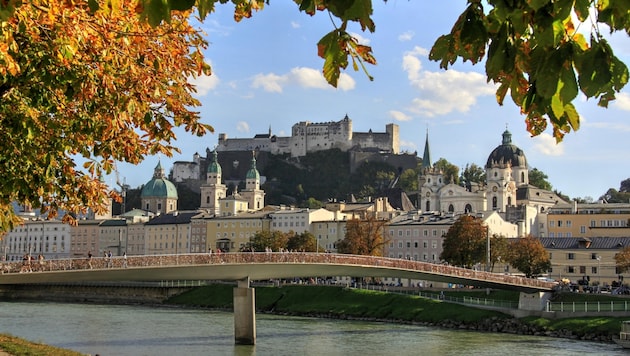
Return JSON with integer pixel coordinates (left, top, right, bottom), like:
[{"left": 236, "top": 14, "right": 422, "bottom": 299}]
[
  {"left": 216, "top": 114, "right": 399, "bottom": 157},
  {"left": 171, "top": 115, "right": 411, "bottom": 184}
]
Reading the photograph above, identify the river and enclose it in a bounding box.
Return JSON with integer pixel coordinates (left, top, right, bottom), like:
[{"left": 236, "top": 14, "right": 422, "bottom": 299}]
[{"left": 0, "top": 301, "right": 625, "bottom": 356}]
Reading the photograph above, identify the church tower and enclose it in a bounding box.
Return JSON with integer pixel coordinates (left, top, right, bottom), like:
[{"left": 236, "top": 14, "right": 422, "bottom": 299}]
[
  {"left": 240, "top": 151, "right": 265, "bottom": 211},
  {"left": 485, "top": 129, "right": 526, "bottom": 211},
  {"left": 200, "top": 150, "right": 227, "bottom": 214},
  {"left": 418, "top": 130, "right": 444, "bottom": 212}
]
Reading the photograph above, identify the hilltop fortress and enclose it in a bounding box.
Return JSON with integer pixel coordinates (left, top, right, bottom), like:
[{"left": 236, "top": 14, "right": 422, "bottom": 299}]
[
  {"left": 172, "top": 115, "right": 414, "bottom": 185},
  {"left": 216, "top": 114, "right": 399, "bottom": 157}
]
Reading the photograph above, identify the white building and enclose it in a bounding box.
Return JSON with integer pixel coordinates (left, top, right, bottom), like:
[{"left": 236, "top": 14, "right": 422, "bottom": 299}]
[{"left": 4, "top": 219, "right": 71, "bottom": 261}]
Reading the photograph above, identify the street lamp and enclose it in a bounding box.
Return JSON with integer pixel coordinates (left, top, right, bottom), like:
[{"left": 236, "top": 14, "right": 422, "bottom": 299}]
[{"left": 597, "top": 255, "right": 601, "bottom": 292}]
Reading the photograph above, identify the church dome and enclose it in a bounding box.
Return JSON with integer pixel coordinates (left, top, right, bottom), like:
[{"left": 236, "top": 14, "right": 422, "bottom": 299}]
[
  {"left": 246, "top": 154, "right": 260, "bottom": 180},
  {"left": 141, "top": 162, "right": 178, "bottom": 199},
  {"left": 208, "top": 150, "right": 221, "bottom": 174},
  {"left": 485, "top": 130, "right": 527, "bottom": 169}
]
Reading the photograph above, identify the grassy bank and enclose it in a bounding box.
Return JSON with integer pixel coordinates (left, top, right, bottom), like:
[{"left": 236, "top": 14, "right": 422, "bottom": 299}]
[
  {"left": 0, "top": 334, "right": 84, "bottom": 356},
  {"left": 166, "top": 284, "right": 629, "bottom": 338},
  {"left": 166, "top": 284, "right": 511, "bottom": 322}
]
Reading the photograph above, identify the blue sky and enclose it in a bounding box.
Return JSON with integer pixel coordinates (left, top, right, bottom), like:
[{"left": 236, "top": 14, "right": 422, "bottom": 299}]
[{"left": 114, "top": 1, "right": 630, "bottom": 201}]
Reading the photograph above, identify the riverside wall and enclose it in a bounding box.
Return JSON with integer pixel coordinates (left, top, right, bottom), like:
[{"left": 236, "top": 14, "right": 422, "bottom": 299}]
[{"left": 0, "top": 283, "right": 192, "bottom": 305}]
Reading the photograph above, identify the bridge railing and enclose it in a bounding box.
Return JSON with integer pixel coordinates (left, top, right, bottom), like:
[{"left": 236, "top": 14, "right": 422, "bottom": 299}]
[
  {"left": 1, "top": 252, "right": 555, "bottom": 290},
  {"left": 546, "top": 300, "right": 630, "bottom": 312}
]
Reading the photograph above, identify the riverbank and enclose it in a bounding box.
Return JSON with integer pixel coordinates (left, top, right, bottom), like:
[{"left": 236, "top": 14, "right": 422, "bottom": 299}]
[{"left": 166, "top": 284, "right": 624, "bottom": 343}]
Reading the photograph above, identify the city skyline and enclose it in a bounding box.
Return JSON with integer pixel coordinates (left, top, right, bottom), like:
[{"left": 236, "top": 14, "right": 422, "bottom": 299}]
[{"left": 111, "top": 2, "right": 630, "bottom": 201}]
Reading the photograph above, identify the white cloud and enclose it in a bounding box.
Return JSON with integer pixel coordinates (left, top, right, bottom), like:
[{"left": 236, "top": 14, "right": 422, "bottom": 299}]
[
  {"left": 350, "top": 32, "right": 371, "bottom": 45},
  {"left": 402, "top": 46, "right": 495, "bottom": 117},
  {"left": 189, "top": 74, "right": 220, "bottom": 96},
  {"left": 291, "top": 21, "right": 300, "bottom": 29},
  {"left": 388, "top": 110, "right": 412, "bottom": 122},
  {"left": 251, "top": 67, "right": 355, "bottom": 92},
  {"left": 398, "top": 31, "right": 415, "bottom": 42},
  {"left": 251, "top": 73, "right": 287, "bottom": 93},
  {"left": 236, "top": 121, "right": 250, "bottom": 133},
  {"left": 532, "top": 133, "right": 565, "bottom": 156},
  {"left": 399, "top": 139, "right": 417, "bottom": 152},
  {"left": 614, "top": 92, "right": 630, "bottom": 111}
]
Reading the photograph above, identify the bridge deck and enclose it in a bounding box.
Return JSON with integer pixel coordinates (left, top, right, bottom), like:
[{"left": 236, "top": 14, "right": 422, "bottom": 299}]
[{"left": 0, "top": 253, "right": 555, "bottom": 293}]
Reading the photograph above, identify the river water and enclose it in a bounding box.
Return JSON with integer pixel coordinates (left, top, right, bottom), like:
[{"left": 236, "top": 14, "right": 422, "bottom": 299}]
[{"left": 0, "top": 301, "right": 625, "bottom": 356}]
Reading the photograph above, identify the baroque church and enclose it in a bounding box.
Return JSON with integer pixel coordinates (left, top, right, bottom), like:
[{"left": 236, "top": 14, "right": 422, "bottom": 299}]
[{"left": 418, "top": 129, "right": 566, "bottom": 236}]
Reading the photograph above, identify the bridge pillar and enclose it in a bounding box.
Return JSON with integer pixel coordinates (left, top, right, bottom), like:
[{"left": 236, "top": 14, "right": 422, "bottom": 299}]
[
  {"left": 518, "top": 291, "right": 552, "bottom": 311},
  {"left": 233, "top": 277, "right": 256, "bottom": 345}
]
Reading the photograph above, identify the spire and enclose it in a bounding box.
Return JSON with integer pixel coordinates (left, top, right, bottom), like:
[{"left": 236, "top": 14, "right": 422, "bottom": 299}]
[
  {"left": 246, "top": 151, "right": 260, "bottom": 180},
  {"left": 421, "top": 128, "right": 432, "bottom": 169},
  {"left": 153, "top": 161, "right": 165, "bottom": 179},
  {"left": 208, "top": 150, "right": 222, "bottom": 174},
  {"left": 502, "top": 128, "right": 512, "bottom": 145}
]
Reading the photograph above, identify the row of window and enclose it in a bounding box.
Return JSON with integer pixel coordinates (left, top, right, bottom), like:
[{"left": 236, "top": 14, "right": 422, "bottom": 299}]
[
  {"left": 549, "top": 219, "right": 628, "bottom": 228},
  {"left": 389, "top": 229, "right": 446, "bottom": 237},
  {"left": 389, "top": 241, "right": 439, "bottom": 249}
]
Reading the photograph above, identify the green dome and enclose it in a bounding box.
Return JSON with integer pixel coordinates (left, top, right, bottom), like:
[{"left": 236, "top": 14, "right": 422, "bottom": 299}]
[
  {"left": 246, "top": 155, "right": 259, "bottom": 180},
  {"left": 141, "top": 162, "right": 178, "bottom": 199},
  {"left": 208, "top": 150, "right": 221, "bottom": 174}
]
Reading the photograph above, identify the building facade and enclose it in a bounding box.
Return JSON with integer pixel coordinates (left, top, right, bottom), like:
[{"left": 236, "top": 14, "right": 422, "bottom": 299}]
[{"left": 213, "top": 115, "right": 399, "bottom": 158}]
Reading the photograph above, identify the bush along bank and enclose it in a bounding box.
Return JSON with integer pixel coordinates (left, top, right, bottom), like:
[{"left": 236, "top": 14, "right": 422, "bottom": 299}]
[{"left": 164, "top": 284, "right": 622, "bottom": 344}]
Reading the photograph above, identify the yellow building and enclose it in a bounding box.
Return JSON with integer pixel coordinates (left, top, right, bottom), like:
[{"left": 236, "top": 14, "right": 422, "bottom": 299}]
[
  {"left": 542, "top": 202, "right": 630, "bottom": 238},
  {"left": 70, "top": 220, "right": 101, "bottom": 258},
  {"left": 144, "top": 211, "right": 197, "bottom": 255},
  {"left": 205, "top": 210, "right": 272, "bottom": 252},
  {"left": 540, "top": 237, "right": 630, "bottom": 287},
  {"left": 310, "top": 219, "right": 347, "bottom": 252}
]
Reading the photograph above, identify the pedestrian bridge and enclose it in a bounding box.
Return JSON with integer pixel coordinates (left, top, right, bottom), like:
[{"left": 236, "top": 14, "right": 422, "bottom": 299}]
[{"left": 0, "top": 252, "right": 556, "bottom": 344}]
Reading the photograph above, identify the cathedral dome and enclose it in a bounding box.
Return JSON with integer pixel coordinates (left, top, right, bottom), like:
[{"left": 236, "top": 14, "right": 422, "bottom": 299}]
[
  {"left": 485, "top": 130, "right": 527, "bottom": 169},
  {"left": 141, "top": 162, "right": 178, "bottom": 199},
  {"left": 208, "top": 150, "right": 221, "bottom": 174},
  {"left": 246, "top": 154, "right": 260, "bottom": 180}
]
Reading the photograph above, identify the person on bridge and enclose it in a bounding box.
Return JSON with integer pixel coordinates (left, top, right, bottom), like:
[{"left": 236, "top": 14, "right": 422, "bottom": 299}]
[{"left": 88, "top": 251, "right": 93, "bottom": 269}]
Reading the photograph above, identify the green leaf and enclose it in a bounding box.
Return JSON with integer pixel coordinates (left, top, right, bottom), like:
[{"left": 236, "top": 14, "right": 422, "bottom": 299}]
[
  {"left": 317, "top": 31, "right": 347, "bottom": 87},
  {"left": 563, "top": 103, "right": 580, "bottom": 131},
  {"left": 550, "top": 92, "right": 564, "bottom": 118},
  {"left": 528, "top": 0, "right": 550, "bottom": 11},
  {"left": 576, "top": 40, "right": 612, "bottom": 97},
  {"left": 170, "top": 0, "right": 195, "bottom": 11},
  {"left": 559, "top": 62, "right": 578, "bottom": 104},
  {"left": 88, "top": 0, "right": 100, "bottom": 13},
  {"left": 573, "top": 0, "right": 591, "bottom": 22}
]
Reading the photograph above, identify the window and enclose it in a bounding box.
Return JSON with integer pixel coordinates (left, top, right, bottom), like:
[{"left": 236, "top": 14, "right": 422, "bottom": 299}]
[
  {"left": 567, "top": 253, "right": 575, "bottom": 260},
  {"left": 591, "top": 253, "right": 598, "bottom": 260},
  {"left": 557, "top": 220, "right": 563, "bottom": 227},
  {"left": 549, "top": 220, "right": 555, "bottom": 227},
  {"left": 398, "top": 242, "right": 403, "bottom": 248},
  {"left": 592, "top": 267, "right": 598, "bottom": 274},
  {"left": 568, "top": 266, "right": 575, "bottom": 273},
  {"left": 580, "top": 226, "right": 586, "bottom": 234},
  {"left": 566, "top": 221, "right": 572, "bottom": 227},
  {"left": 580, "top": 266, "right": 586, "bottom": 274},
  {"left": 406, "top": 242, "right": 411, "bottom": 248}
]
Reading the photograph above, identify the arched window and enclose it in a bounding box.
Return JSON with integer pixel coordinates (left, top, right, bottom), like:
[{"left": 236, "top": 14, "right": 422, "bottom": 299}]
[
  {"left": 425, "top": 200, "right": 430, "bottom": 211},
  {"left": 448, "top": 204, "right": 454, "bottom": 212},
  {"left": 492, "top": 196, "right": 497, "bottom": 210},
  {"left": 507, "top": 196, "right": 512, "bottom": 206},
  {"left": 521, "top": 172, "right": 525, "bottom": 183},
  {"left": 465, "top": 204, "right": 472, "bottom": 213},
  {"left": 206, "top": 196, "right": 210, "bottom": 204}
]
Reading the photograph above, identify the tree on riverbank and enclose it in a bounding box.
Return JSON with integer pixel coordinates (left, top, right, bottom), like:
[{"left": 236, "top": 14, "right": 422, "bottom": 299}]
[
  {"left": 337, "top": 216, "right": 388, "bottom": 256},
  {"left": 440, "top": 215, "right": 488, "bottom": 268},
  {"left": 506, "top": 236, "right": 551, "bottom": 278}
]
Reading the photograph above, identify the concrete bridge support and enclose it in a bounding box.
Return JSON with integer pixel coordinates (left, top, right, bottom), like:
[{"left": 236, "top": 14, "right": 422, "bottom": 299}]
[
  {"left": 518, "top": 291, "right": 552, "bottom": 311},
  {"left": 233, "top": 277, "right": 256, "bottom": 345}
]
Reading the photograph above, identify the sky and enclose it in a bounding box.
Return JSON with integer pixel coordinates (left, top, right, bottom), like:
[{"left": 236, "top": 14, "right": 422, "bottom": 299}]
[{"left": 112, "top": 1, "right": 630, "bottom": 201}]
